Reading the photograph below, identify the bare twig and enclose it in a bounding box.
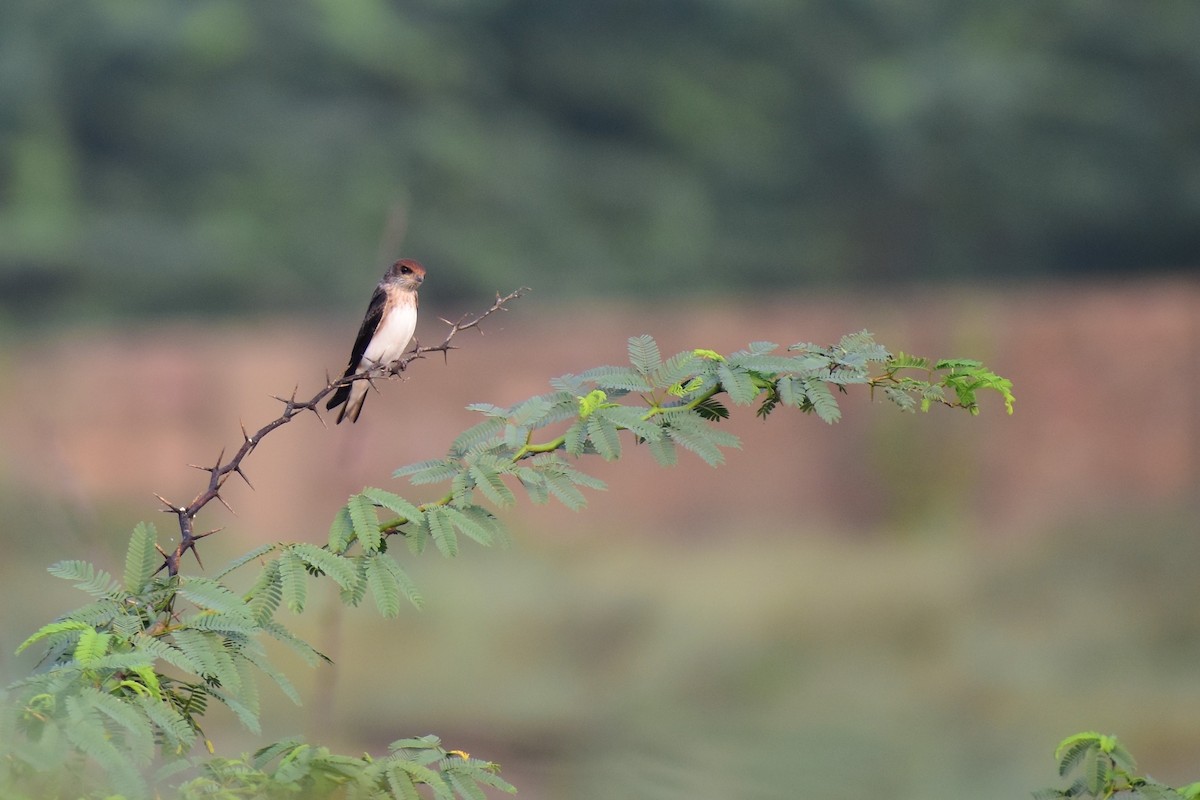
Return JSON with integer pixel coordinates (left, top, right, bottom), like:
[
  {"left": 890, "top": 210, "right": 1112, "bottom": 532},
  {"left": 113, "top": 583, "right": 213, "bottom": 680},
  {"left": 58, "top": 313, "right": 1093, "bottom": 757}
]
[{"left": 159, "top": 288, "right": 527, "bottom": 576}]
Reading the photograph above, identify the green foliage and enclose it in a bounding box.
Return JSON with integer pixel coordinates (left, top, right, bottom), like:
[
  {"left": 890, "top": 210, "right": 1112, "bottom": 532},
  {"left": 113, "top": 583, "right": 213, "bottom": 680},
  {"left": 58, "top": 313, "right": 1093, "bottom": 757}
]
[
  {"left": 172, "top": 735, "right": 515, "bottom": 800},
  {"left": 358, "top": 334, "right": 1009, "bottom": 555},
  {"left": 2, "top": 330, "right": 1011, "bottom": 799},
  {"left": 1034, "top": 733, "right": 1195, "bottom": 799},
  {"left": 1, "top": 526, "right": 499, "bottom": 799}
]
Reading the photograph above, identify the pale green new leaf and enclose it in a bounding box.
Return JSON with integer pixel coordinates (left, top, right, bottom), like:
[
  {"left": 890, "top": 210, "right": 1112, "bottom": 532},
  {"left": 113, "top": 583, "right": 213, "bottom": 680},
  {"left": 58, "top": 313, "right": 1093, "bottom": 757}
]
[
  {"left": 123, "top": 522, "right": 158, "bottom": 595},
  {"left": 889, "top": 351, "right": 931, "bottom": 371}
]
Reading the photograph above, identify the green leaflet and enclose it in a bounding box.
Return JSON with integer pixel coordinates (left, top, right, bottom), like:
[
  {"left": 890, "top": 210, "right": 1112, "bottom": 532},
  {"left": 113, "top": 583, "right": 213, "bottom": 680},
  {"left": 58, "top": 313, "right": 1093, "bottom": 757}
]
[
  {"left": 72, "top": 628, "right": 112, "bottom": 664},
  {"left": 576, "top": 364, "right": 652, "bottom": 392},
  {"left": 802, "top": 378, "right": 841, "bottom": 424},
  {"left": 213, "top": 542, "right": 278, "bottom": 581},
  {"left": 347, "top": 493, "right": 382, "bottom": 552},
  {"left": 394, "top": 458, "right": 460, "bottom": 483},
  {"left": 425, "top": 507, "right": 459, "bottom": 558},
  {"left": 48, "top": 560, "right": 120, "bottom": 598},
  {"left": 586, "top": 415, "right": 622, "bottom": 460},
  {"left": 467, "top": 463, "right": 516, "bottom": 507},
  {"left": 439, "top": 505, "right": 498, "bottom": 547},
  {"left": 327, "top": 505, "right": 354, "bottom": 553},
  {"left": 178, "top": 576, "right": 255, "bottom": 618},
  {"left": 279, "top": 551, "right": 308, "bottom": 614},
  {"left": 288, "top": 543, "right": 358, "bottom": 591},
  {"left": 16, "top": 620, "right": 93, "bottom": 654},
  {"left": 626, "top": 334, "right": 663, "bottom": 375},
  {"left": 124, "top": 522, "right": 158, "bottom": 595},
  {"left": 363, "top": 553, "right": 423, "bottom": 615},
  {"left": 247, "top": 559, "right": 284, "bottom": 624}
]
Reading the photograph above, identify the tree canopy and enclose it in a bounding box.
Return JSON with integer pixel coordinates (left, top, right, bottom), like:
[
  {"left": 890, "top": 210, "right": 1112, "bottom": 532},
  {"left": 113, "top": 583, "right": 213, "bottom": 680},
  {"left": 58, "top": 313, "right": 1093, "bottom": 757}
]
[{"left": 2, "top": 0, "right": 1197, "bottom": 320}]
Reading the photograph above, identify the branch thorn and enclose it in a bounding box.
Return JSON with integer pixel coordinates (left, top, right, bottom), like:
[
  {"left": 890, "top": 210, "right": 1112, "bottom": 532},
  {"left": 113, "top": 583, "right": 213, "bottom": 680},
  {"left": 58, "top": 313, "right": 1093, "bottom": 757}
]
[{"left": 234, "top": 465, "right": 255, "bottom": 489}]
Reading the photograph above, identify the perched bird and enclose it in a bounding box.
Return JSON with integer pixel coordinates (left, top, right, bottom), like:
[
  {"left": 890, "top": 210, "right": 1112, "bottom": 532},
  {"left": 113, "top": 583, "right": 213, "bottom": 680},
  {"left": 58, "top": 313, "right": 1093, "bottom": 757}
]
[{"left": 326, "top": 259, "right": 425, "bottom": 423}]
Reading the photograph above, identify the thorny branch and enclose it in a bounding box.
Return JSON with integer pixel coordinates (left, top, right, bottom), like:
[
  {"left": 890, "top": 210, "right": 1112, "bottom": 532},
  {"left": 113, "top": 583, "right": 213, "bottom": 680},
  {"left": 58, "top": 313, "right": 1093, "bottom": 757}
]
[{"left": 156, "top": 288, "right": 527, "bottom": 577}]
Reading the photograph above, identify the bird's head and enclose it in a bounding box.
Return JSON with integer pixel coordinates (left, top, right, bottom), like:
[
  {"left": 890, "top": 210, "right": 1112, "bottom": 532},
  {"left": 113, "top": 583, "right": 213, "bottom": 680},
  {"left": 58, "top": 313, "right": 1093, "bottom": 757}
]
[{"left": 387, "top": 259, "right": 426, "bottom": 290}]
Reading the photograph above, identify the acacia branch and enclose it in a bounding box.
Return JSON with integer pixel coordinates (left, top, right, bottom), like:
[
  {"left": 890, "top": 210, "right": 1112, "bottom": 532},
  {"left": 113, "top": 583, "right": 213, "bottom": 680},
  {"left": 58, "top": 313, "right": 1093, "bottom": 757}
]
[{"left": 158, "top": 288, "right": 527, "bottom": 576}]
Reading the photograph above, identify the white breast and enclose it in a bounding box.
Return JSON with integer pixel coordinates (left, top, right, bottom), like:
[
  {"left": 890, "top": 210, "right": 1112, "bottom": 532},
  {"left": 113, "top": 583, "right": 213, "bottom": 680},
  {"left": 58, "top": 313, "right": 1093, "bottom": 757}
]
[{"left": 361, "top": 299, "right": 417, "bottom": 368}]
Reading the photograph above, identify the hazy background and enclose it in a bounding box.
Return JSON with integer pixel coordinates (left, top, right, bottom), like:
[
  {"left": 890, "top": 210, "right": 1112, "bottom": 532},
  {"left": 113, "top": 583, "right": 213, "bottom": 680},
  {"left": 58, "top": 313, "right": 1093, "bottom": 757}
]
[{"left": 2, "top": 2, "right": 1199, "bottom": 798}]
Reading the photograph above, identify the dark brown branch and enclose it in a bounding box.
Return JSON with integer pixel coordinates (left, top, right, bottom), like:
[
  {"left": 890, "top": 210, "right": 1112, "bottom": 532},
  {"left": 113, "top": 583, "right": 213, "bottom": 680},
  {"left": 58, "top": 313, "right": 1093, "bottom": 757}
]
[{"left": 159, "top": 287, "right": 527, "bottom": 576}]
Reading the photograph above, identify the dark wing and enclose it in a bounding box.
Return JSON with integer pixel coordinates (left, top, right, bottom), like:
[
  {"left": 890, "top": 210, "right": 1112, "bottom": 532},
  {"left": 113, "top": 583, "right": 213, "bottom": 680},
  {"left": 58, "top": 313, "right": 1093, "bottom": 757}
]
[{"left": 326, "top": 284, "right": 387, "bottom": 410}]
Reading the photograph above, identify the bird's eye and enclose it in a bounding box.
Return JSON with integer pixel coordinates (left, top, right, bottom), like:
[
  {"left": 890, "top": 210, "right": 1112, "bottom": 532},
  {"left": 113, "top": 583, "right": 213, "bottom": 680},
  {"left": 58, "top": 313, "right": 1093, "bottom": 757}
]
[{"left": 400, "top": 265, "right": 411, "bottom": 274}]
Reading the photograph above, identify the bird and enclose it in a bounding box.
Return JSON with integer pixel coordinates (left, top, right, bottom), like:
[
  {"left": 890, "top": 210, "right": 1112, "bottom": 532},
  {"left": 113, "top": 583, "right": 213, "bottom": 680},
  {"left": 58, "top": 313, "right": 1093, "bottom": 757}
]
[{"left": 326, "top": 259, "right": 425, "bottom": 423}]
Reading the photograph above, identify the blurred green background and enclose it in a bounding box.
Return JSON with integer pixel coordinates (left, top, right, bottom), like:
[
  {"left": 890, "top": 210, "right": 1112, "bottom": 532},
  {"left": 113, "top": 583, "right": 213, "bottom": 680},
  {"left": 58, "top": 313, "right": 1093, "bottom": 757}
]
[
  {"left": 2, "top": 0, "right": 1199, "bottom": 320},
  {"left": 2, "top": 2, "right": 1199, "bottom": 798}
]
